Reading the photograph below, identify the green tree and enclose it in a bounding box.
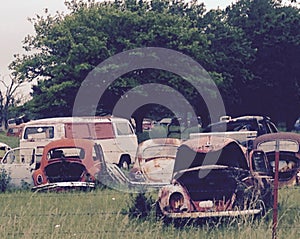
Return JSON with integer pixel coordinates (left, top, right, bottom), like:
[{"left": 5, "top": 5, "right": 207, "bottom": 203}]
[
  {"left": 201, "top": 9, "right": 256, "bottom": 116},
  {"left": 225, "top": 0, "right": 300, "bottom": 128},
  {"left": 10, "top": 0, "right": 215, "bottom": 130},
  {"left": 0, "top": 75, "right": 22, "bottom": 129}
]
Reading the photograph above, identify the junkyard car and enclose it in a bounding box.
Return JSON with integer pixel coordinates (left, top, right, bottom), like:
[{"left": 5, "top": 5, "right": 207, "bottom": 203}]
[
  {"left": 294, "top": 117, "right": 300, "bottom": 131},
  {"left": 1, "top": 147, "right": 38, "bottom": 188},
  {"left": 156, "top": 137, "right": 272, "bottom": 220},
  {"left": 253, "top": 132, "right": 300, "bottom": 187},
  {"left": 142, "top": 118, "right": 154, "bottom": 130},
  {"left": 6, "top": 124, "right": 24, "bottom": 137},
  {"left": 130, "top": 138, "right": 181, "bottom": 184},
  {"left": 203, "top": 115, "right": 278, "bottom": 136},
  {"left": 32, "top": 139, "right": 104, "bottom": 191}
]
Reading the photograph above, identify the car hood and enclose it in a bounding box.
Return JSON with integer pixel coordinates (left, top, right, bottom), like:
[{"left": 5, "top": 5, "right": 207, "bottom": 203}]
[
  {"left": 174, "top": 166, "right": 249, "bottom": 202},
  {"left": 173, "top": 137, "right": 249, "bottom": 175}
]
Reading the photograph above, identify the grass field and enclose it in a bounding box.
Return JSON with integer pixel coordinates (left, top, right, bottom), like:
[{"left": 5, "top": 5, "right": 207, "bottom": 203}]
[
  {"left": 0, "top": 132, "right": 299, "bottom": 238},
  {"left": 0, "top": 187, "right": 298, "bottom": 239},
  {"left": 0, "top": 131, "right": 19, "bottom": 148}
]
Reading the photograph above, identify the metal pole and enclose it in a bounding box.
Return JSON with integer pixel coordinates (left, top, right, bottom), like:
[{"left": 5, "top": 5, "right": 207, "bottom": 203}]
[{"left": 272, "top": 140, "right": 280, "bottom": 239}]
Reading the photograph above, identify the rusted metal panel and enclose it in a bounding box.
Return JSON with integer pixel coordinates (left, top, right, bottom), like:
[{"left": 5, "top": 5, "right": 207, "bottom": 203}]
[
  {"left": 130, "top": 138, "right": 181, "bottom": 184},
  {"left": 157, "top": 137, "right": 272, "bottom": 220},
  {"left": 254, "top": 132, "right": 300, "bottom": 187},
  {"left": 32, "top": 139, "right": 102, "bottom": 191}
]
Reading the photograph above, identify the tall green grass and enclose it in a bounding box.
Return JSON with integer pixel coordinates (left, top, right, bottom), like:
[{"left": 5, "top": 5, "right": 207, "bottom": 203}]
[
  {"left": 0, "top": 131, "right": 19, "bottom": 148},
  {"left": 0, "top": 187, "right": 299, "bottom": 239},
  {"left": 0, "top": 132, "right": 299, "bottom": 238}
]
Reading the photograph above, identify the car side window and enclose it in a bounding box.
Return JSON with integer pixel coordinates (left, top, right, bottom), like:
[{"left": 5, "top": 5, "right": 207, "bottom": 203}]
[
  {"left": 252, "top": 151, "right": 269, "bottom": 173},
  {"left": 115, "top": 122, "right": 134, "bottom": 135},
  {"left": 93, "top": 144, "right": 104, "bottom": 161},
  {"left": 24, "top": 126, "right": 54, "bottom": 139}
]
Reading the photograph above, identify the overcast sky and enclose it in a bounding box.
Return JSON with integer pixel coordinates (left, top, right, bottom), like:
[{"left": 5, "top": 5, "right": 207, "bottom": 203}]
[{"left": 0, "top": 0, "right": 233, "bottom": 95}]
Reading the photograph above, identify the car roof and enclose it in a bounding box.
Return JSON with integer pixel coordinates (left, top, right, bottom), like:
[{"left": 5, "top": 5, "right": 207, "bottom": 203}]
[
  {"left": 211, "top": 115, "right": 266, "bottom": 126},
  {"left": 43, "top": 138, "right": 95, "bottom": 153},
  {"left": 23, "top": 116, "right": 129, "bottom": 126},
  {"left": 203, "top": 115, "right": 276, "bottom": 133}
]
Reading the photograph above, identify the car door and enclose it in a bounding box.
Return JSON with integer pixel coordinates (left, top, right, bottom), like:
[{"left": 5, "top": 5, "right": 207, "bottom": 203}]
[
  {"left": 1, "top": 148, "right": 35, "bottom": 187},
  {"left": 113, "top": 122, "right": 138, "bottom": 161}
]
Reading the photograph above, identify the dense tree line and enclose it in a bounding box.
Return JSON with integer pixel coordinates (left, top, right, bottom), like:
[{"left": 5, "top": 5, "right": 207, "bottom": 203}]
[{"left": 9, "top": 0, "right": 300, "bottom": 130}]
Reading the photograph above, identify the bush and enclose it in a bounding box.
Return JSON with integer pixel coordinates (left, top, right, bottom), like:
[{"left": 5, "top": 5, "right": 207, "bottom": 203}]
[
  {"left": 125, "top": 192, "right": 156, "bottom": 220},
  {"left": 136, "top": 131, "right": 150, "bottom": 143},
  {"left": 0, "top": 168, "right": 11, "bottom": 192}
]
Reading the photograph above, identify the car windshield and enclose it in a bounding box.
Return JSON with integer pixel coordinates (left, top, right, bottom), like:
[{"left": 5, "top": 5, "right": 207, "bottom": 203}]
[
  {"left": 24, "top": 126, "right": 54, "bottom": 139},
  {"left": 258, "top": 140, "right": 299, "bottom": 153},
  {"left": 47, "top": 147, "right": 85, "bottom": 160},
  {"left": 142, "top": 145, "right": 178, "bottom": 161}
]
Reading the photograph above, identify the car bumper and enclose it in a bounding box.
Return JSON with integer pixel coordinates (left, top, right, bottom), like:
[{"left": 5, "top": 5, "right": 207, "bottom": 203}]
[
  {"left": 32, "top": 181, "right": 95, "bottom": 192},
  {"left": 164, "top": 209, "right": 262, "bottom": 219}
]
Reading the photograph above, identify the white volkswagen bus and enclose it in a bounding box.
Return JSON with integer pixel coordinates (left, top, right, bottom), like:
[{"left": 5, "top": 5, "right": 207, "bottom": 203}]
[{"left": 20, "top": 116, "right": 138, "bottom": 169}]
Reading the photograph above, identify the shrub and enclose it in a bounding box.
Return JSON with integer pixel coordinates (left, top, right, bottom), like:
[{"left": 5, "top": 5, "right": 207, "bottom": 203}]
[
  {"left": 0, "top": 168, "right": 11, "bottom": 192},
  {"left": 125, "top": 192, "right": 156, "bottom": 220}
]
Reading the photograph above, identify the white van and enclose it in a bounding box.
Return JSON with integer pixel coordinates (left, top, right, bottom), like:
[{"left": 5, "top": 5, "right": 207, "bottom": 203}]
[{"left": 20, "top": 116, "right": 138, "bottom": 169}]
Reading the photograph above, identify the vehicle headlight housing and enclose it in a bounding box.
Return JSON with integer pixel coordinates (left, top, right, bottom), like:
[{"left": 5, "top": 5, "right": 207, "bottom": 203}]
[
  {"left": 36, "top": 174, "right": 43, "bottom": 185},
  {"left": 169, "top": 192, "right": 185, "bottom": 212}
]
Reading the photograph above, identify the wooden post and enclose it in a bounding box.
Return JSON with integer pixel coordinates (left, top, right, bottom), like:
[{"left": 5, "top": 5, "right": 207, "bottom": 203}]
[{"left": 272, "top": 140, "right": 280, "bottom": 239}]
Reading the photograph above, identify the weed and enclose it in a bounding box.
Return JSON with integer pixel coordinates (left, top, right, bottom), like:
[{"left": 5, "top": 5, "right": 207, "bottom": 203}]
[
  {"left": 0, "top": 168, "right": 11, "bottom": 192},
  {"left": 125, "top": 192, "right": 156, "bottom": 220}
]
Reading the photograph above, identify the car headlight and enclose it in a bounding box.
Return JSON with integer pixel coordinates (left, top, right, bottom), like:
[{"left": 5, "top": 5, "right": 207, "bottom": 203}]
[
  {"left": 36, "top": 174, "right": 43, "bottom": 185},
  {"left": 169, "top": 192, "right": 185, "bottom": 212}
]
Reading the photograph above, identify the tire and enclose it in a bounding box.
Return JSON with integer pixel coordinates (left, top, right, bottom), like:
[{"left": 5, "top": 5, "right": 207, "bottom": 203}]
[
  {"left": 254, "top": 199, "right": 266, "bottom": 219},
  {"left": 119, "top": 156, "right": 130, "bottom": 170}
]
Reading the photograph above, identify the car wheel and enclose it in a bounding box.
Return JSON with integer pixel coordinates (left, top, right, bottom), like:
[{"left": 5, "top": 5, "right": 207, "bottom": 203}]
[
  {"left": 254, "top": 199, "right": 267, "bottom": 219},
  {"left": 119, "top": 156, "right": 130, "bottom": 170}
]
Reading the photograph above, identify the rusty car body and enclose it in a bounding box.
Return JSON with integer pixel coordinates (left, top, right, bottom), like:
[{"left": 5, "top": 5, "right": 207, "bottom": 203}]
[
  {"left": 32, "top": 138, "right": 104, "bottom": 191},
  {"left": 203, "top": 115, "right": 278, "bottom": 136},
  {"left": 6, "top": 124, "right": 24, "bottom": 138},
  {"left": 0, "top": 147, "right": 38, "bottom": 188},
  {"left": 253, "top": 132, "right": 300, "bottom": 187},
  {"left": 130, "top": 138, "right": 181, "bottom": 185},
  {"left": 156, "top": 136, "right": 272, "bottom": 219}
]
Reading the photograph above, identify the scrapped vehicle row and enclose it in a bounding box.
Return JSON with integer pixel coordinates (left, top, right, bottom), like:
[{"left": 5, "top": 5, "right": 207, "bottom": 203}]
[{"left": 1, "top": 115, "right": 300, "bottom": 220}]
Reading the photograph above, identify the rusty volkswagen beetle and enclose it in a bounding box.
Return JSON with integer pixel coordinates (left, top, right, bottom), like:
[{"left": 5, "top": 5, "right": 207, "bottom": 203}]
[
  {"left": 32, "top": 138, "right": 104, "bottom": 191},
  {"left": 253, "top": 132, "right": 300, "bottom": 187},
  {"left": 156, "top": 136, "right": 273, "bottom": 220},
  {"left": 130, "top": 138, "right": 181, "bottom": 184}
]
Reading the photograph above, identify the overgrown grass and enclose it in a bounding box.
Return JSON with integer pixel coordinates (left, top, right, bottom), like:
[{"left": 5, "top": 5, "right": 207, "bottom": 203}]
[
  {"left": 0, "top": 131, "right": 299, "bottom": 238},
  {"left": 0, "top": 187, "right": 298, "bottom": 239},
  {"left": 0, "top": 131, "right": 19, "bottom": 148}
]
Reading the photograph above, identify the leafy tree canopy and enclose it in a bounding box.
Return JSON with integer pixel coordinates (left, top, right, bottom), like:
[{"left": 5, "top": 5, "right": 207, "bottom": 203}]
[
  {"left": 10, "top": 0, "right": 300, "bottom": 129},
  {"left": 11, "top": 0, "right": 215, "bottom": 124}
]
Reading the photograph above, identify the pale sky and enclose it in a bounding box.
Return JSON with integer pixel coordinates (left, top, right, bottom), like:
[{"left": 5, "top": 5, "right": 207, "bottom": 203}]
[{"left": 0, "top": 0, "right": 233, "bottom": 96}]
